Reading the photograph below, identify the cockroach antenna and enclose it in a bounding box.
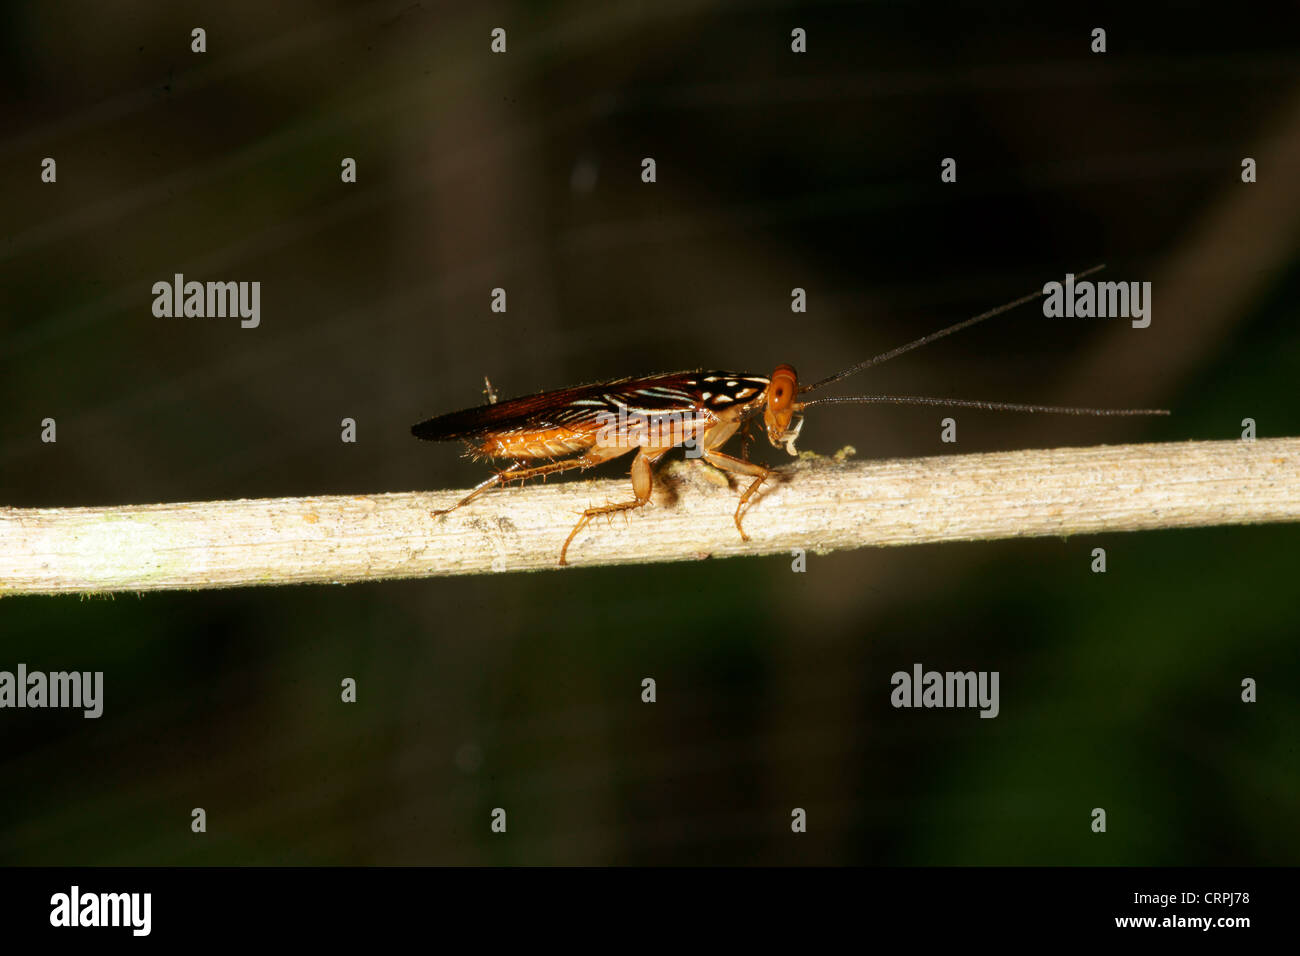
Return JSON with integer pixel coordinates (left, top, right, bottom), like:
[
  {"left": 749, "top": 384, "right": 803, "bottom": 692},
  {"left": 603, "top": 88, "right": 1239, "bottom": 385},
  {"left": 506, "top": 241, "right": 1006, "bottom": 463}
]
[
  {"left": 801, "top": 264, "right": 1108, "bottom": 395},
  {"left": 793, "top": 264, "right": 1168, "bottom": 418}
]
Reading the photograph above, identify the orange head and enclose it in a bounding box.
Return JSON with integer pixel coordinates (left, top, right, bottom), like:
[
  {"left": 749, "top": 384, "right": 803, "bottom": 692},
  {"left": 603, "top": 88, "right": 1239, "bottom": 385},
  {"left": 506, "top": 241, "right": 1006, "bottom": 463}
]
[{"left": 762, "top": 364, "right": 801, "bottom": 449}]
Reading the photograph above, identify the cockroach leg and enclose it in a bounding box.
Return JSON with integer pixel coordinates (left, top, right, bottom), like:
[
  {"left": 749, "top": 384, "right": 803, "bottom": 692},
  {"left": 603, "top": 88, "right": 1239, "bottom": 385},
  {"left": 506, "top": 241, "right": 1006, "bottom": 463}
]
[
  {"left": 559, "top": 447, "right": 669, "bottom": 565},
  {"left": 739, "top": 419, "right": 755, "bottom": 461},
  {"left": 430, "top": 464, "right": 519, "bottom": 517},
  {"left": 431, "top": 458, "right": 586, "bottom": 519},
  {"left": 700, "top": 449, "right": 771, "bottom": 542}
]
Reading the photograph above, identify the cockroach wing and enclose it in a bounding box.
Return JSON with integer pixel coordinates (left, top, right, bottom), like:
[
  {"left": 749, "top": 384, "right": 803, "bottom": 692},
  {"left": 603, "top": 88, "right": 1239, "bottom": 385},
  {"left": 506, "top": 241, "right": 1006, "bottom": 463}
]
[
  {"left": 412, "top": 379, "right": 626, "bottom": 442},
  {"left": 411, "top": 370, "right": 766, "bottom": 441}
]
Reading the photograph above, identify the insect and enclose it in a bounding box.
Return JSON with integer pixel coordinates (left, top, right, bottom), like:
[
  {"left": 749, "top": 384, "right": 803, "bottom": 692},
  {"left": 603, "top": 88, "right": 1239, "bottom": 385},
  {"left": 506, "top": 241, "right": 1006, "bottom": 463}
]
[{"left": 412, "top": 265, "right": 1169, "bottom": 565}]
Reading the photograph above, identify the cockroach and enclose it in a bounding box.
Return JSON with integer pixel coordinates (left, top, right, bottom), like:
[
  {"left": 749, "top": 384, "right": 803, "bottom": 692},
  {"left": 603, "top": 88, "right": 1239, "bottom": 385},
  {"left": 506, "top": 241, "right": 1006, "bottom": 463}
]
[{"left": 412, "top": 265, "right": 1169, "bottom": 565}]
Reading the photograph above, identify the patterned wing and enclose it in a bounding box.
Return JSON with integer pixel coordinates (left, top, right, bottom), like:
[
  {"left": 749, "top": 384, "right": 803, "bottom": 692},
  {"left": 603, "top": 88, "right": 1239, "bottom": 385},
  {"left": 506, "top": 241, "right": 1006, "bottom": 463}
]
[{"left": 411, "top": 371, "right": 747, "bottom": 442}]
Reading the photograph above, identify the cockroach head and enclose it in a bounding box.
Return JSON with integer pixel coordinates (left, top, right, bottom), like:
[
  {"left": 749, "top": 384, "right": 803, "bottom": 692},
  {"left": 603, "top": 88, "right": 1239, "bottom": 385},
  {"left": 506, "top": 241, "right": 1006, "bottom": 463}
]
[{"left": 763, "top": 364, "right": 804, "bottom": 453}]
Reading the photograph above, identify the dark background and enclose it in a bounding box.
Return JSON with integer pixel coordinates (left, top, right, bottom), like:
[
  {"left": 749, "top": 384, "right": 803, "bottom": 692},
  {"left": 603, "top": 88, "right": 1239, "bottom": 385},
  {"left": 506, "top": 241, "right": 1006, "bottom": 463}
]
[{"left": 1, "top": 1, "right": 1297, "bottom": 864}]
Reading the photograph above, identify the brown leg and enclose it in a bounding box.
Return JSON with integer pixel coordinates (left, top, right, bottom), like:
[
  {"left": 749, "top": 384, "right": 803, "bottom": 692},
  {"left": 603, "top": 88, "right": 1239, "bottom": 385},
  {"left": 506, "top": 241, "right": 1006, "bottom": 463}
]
[
  {"left": 431, "top": 458, "right": 589, "bottom": 518},
  {"left": 560, "top": 447, "right": 669, "bottom": 566},
  {"left": 701, "top": 448, "right": 770, "bottom": 542},
  {"left": 739, "top": 419, "right": 755, "bottom": 461}
]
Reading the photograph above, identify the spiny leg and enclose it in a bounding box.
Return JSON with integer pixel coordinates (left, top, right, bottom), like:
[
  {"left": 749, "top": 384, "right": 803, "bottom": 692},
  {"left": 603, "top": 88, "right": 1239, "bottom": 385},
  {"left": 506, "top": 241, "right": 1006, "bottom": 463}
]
[
  {"left": 560, "top": 447, "right": 668, "bottom": 566},
  {"left": 431, "top": 463, "right": 520, "bottom": 517},
  {"left": 701, "top": 448, "right": 771, "bottom": 542},
  {"left": 431, "top": 457, "right": 587, "bottom": 518}
]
